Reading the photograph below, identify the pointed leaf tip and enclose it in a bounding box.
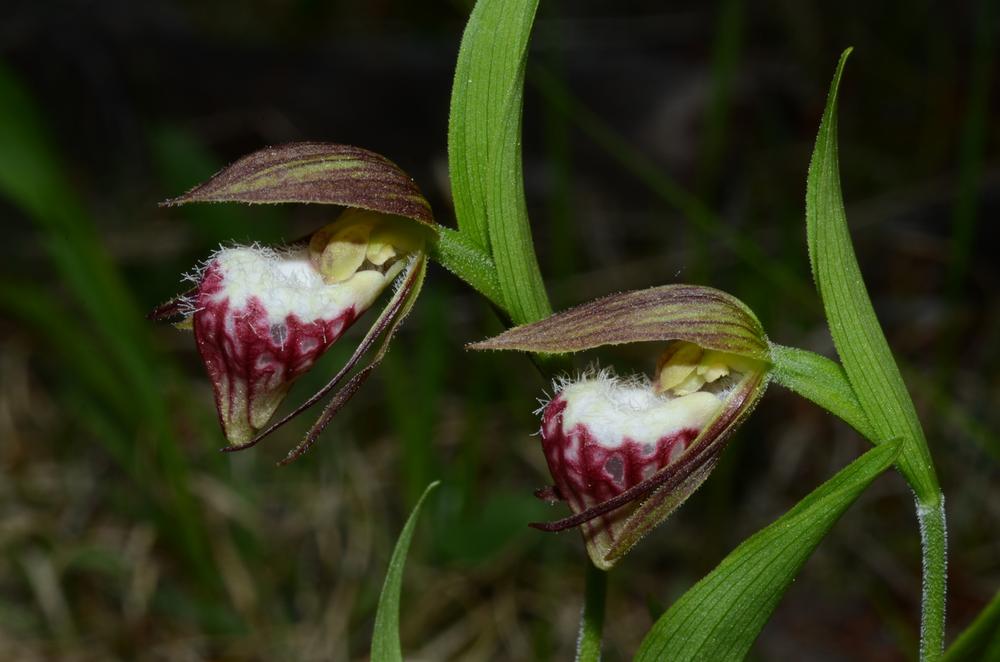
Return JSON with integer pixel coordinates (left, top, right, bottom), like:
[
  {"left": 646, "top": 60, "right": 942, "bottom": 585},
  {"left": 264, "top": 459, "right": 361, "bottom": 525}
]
[{"left": 371, "top": 480, "right": 440, "bottom": 662}]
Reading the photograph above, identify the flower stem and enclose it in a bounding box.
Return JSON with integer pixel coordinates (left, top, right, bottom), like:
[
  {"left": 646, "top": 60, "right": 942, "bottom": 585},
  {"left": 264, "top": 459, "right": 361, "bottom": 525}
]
[
  {"left": 430, "top": 228, "right": 504, "bottom": 307},
  {"left": 918, "top": 494, "right": 947, "bottom": 661},
  {"left": 577, "top": 563, "right": 607, "bottom": 662}
]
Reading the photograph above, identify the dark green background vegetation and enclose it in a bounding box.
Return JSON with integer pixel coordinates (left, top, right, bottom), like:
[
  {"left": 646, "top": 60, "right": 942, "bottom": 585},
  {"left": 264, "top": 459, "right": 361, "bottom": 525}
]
[{"left": 1, "top": 1, "right": 997, "bottom": 659}]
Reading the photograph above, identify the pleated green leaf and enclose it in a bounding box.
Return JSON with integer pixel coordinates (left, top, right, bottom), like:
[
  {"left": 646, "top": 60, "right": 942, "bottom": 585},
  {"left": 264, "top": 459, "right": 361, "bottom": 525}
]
[
  {"left": 448, "top": 0, "right": 551, "bottom": 324},
  {"left": 635, "top": 438, "right": 901, "bottom": 662},
  {"left": 370, "top": 481, "right": 440, "bottom": 662}
]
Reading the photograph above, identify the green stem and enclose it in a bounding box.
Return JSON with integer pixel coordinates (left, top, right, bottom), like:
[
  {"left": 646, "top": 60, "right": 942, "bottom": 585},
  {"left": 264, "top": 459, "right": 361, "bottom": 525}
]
[
  {"left": 918, "top": 495, "right": 948, "bottom": 661},
  {"left": 577, "top": 563, "right": 607, "bottom": 662},
  {"left": 769, "top": 344, "right": 877, "bottom": 442},
  {"left": 430, "top": 227, "right": 504, "bottom": 307}
]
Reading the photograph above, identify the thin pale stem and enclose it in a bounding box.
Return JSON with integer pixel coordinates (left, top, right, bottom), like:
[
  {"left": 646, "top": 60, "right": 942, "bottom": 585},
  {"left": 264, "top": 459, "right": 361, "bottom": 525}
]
[
  {"left": 430, "top": 228, "right": 505, "bottom": 308},
  {"left": 576, "top": 563, "right": 607, "bottom": 662},
  {"left": 918, "top": 494, "right": 947, "bottom": 661}
]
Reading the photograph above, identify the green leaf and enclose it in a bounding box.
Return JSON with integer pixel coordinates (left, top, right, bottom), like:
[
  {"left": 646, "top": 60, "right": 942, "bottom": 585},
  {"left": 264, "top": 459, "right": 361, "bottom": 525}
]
[
  {"left": 371, "top": 481, "right": 440, "bottom": 662},
  {"left": 469, "top": 284, "right": 769, "bottom": 362},
  {"left": 769, "top": 344, "right": 876, "bottom": 441},
  {"left": 635, "top": 438, "right": 901, "bottom": 662},
  {"left": 806, "top": 51, "right": 946, "bottom": 660},
  {"left": 448, "top": 0, "right": 551, "bottom": 324},
  {"left": 164, "top": 141, "right": 437, "bottom": 230},
  {"left": 941, "top": 587, "right": 1000, "bottom": 662},
  {"left": 805, "top": 49, "right": 938, "bottom": 500}
]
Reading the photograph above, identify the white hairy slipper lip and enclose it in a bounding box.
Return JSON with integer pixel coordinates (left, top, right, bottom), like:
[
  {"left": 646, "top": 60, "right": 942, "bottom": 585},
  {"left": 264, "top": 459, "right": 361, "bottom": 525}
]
[
  {"left": 191, "top": 244, "right": 402, "bottom": 446},
  {"left": 540, "top": 374, "right": 724, "bottom": 567}
]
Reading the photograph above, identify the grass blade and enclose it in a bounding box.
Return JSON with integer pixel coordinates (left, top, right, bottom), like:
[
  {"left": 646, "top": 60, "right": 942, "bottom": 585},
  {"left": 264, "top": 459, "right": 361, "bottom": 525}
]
[
  {"left": 0, "top": 62, "right": 219, "bottom": 590},
  {"left": 371, "top": 480, "right": 440, "bottom": 662},
  {"left": 635, "top": 438, "right": 901, "bottom": 662}
]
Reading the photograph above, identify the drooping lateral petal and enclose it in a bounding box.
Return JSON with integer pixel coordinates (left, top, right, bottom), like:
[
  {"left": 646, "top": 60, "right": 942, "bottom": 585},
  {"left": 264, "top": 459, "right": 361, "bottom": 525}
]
[
  {"left": 223, "top": 250, "right": 426, "bottom": 455},
  {"left": 193, "top": 242, "right": 403, "bottom": 447},
  {"left": 162, "top": 142, "right": 437, "bottom": 231},
  {"left": 277, "top": 252, "right": 428, "bottom": 465},
  {"left": 604, "top": 369, "right": 766, "bottom": 563},
  {"left": 147, "top": 287, "right": 196, "bottom": 323},
  {"left": 469, "top": 284, "right": 768, "bottom": 361}
]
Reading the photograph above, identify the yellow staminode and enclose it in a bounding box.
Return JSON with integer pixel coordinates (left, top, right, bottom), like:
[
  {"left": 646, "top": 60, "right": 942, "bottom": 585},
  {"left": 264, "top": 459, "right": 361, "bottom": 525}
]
[
  {"left": 656, "top": 342, "right": 749, "bottom": 397},
  {"left": 365, "top": 225, "right": 399, "bottom": 266},
  {"left": 310, "top": 216, "right": 370, "bottom": 284},
  {"left": 308, "top": 209, "right": 424, "bottom": 285},
  {"left": 655, "top": 342, "right": 702, "bottom": 394}
]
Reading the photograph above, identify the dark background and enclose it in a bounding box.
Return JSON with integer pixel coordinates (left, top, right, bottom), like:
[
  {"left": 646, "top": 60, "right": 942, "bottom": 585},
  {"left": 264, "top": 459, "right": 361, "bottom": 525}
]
[{"left": 1, "top": 1, "right": 997, "bottom": 660}]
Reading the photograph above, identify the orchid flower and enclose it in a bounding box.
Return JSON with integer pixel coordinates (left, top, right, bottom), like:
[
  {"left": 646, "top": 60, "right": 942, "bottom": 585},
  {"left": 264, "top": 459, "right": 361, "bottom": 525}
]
[
  {"left": 471, "top": 285, "right": 771, "bottom": 568},
  {"left": 150, "top": 143, "right": 437, "bottom": 464}
]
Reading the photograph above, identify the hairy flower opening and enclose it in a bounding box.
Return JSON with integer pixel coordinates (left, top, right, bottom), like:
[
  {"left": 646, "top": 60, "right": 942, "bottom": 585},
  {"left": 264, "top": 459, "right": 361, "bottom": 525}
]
[
  {"left": 540, "top": 346, "right": 763, "bottom": 568},
  {"left": 186, "top": 210, "right": 421, "bottom": 447}
]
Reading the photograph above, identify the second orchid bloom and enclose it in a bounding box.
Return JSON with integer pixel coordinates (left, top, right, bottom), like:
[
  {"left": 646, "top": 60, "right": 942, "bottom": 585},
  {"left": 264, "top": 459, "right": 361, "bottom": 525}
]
[{"left": 472, "top": 285, "right": 771, "bottom": 569}]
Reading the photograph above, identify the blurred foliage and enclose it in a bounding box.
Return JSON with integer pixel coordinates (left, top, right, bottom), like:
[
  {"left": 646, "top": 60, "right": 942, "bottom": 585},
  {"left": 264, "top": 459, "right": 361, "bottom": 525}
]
[{"left": 0, "top": 1, "right": 998, "bottom": 660}]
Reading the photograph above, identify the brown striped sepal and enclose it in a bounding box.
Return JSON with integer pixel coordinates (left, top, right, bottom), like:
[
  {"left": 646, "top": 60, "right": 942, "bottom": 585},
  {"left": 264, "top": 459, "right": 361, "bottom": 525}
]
[
  {"left": 162, "top": 142, "right": 436, "bottom": 231},
  {"left": 468, "top": 284, "right": 767, "bottom": 361}
]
